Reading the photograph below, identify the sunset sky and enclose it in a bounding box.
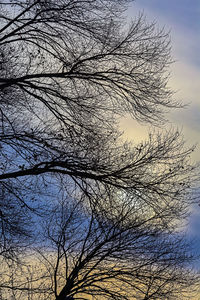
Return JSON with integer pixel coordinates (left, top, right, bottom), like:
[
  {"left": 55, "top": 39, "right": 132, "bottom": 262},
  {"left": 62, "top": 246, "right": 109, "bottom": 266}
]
[{"left": 124, "top": 0, "right": 200, "bottom": 265}]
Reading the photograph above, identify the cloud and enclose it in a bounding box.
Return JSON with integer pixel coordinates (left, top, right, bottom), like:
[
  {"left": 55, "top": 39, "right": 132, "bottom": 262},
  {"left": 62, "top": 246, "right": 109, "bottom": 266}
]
[
  {"left": 127, "top": 1, "right": 200, "bottom": 160},
  {"left": 128, "top": 2, "right": 200, "bottom": 259},
  {"left": 168, "top": 61, "right": 200, "bottom": 161}
]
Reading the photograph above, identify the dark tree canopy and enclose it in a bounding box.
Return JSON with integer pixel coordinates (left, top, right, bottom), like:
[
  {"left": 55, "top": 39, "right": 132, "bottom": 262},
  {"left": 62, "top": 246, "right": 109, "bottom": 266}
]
[{"left": 0, "top": 0, "right": 199, "bottom": 299}]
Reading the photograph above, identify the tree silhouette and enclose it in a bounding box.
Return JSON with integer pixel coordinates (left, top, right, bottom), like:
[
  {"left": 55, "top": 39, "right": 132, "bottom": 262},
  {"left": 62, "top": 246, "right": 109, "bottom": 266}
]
[
  {"left": 0, "top": 0, "right": 199, "bottom": 299},
  {"left": 0, "top": 195, "right": 198, "bottom": 299}
]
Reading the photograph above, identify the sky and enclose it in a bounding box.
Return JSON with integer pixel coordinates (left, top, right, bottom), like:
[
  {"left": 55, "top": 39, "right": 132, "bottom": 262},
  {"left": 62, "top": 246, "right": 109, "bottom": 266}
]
[
  {"left": 123, "top": 0, "right": 200, "bottom": 153},
  {"left": 123, "top": 0, "right": 200, "bottom": 266}
]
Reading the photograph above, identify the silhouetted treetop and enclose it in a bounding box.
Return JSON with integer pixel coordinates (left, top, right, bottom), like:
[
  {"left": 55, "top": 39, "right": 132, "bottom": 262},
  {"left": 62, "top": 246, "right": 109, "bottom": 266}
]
[{"left": 1, "top": 0, "right": 178, "bottom": 127}]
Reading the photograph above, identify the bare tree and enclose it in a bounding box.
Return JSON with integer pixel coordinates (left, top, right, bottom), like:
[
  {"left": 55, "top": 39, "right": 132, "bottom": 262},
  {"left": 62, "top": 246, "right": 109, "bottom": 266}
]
[
  {"left": 0, "top": 0, "right": 183, "bottom": 187},
  {"left": 0, "top": 0, "right": 199, "bottom": 299},
  {"left": 0, "top": 195, "right": 198, "bottom": 299}
]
